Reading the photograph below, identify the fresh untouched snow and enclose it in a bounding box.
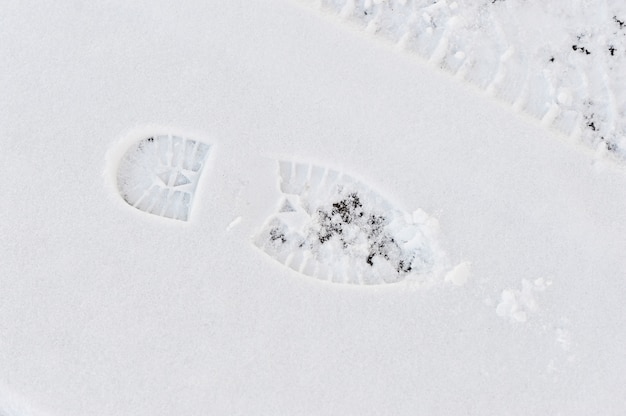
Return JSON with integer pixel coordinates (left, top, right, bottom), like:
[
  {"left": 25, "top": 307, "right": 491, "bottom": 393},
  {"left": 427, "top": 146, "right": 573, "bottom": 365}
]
[{"left": 1, "top": 0, "right": 626, "bottom": 415}]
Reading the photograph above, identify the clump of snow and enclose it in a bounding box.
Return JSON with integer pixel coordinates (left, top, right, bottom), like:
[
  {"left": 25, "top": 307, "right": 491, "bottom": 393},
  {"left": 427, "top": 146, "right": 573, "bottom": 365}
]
[
  {"left": 444, "top": 261, "right": 471, "bottom": 286},
  {"left": 496, "top": 278, "right": 552, "bottom": 323}
]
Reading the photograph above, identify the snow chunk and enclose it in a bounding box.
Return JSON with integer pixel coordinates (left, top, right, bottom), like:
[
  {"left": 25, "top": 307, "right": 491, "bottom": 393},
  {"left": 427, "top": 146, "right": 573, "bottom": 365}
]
[
  {"left": 496, "top": 278, "right": 551, "bottom": 323},
  {"left": 445, "top": 261, "right": 471, "bottom": 286},
  {"left": 255, "top": 161, "right": 448, "bottom": 285}
]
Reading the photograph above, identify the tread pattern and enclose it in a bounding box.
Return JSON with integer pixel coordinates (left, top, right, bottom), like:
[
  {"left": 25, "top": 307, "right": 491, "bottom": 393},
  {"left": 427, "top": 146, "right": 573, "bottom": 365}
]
[
  {"left": 255, "top": 161, "right": 447, "bottom": 285},
  {"left": 116, "top": 134, "right": 211, "bottom": 221}
]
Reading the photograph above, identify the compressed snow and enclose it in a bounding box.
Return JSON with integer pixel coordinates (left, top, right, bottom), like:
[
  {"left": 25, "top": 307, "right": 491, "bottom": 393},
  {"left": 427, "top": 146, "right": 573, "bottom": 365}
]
[
  {"left": 255, "top": 161, "right": 448, "bottom": 285},
  {"left": 108, "top": 127, "right": 212, "bottom": 222}
]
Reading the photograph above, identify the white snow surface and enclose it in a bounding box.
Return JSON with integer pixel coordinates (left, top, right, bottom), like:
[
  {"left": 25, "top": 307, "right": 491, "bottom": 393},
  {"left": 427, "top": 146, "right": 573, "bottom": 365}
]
[
  {"left": 308, "top": 0, "right": 626, "bottom": 161},
  {"left": 1, "top": 0, "right": 626, "bottom": 415}
]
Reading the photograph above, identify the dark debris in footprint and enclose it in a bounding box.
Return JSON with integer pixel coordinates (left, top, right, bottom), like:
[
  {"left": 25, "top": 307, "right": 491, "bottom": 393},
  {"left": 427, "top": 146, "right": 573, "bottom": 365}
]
[
  {"left": 315, "top": 192, "right": 412, "bottom": 274},
  {"left": 582, "top": 105, "right": 620, "bottom": 152},
  {"left": 316, "top": 192, "right": 363, "bottom": 245},
  {"left": 601, "top": 136, "right": 618, "bottom": 151},
  {"left": 572, "top": 44, "right": 591, "bottom": 55},
  {"left": 572, "top": 33, "right": 593, "bottom": 55},
  {"left": 269, "top": 227, "right": 287, "bottom": 244},
  {"left": 583, "top": 101, "right": 598, "bottom": 130}
]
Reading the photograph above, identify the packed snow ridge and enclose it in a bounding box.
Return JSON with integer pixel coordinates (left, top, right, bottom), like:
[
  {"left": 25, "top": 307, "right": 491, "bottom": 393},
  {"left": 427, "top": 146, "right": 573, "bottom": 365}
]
[{"left": 305, "top": 0, "right": 626, "bottom": 161}]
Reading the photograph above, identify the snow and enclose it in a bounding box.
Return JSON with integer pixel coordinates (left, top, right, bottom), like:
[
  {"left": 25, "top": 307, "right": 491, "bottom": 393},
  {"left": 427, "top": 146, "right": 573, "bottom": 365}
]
[
  {"left": 444, "top": 261, "right": 471, "bottom": 287},
  {"left": 1, "top": 0, "right": 626, "bottom": 415},
  {"left": 311, "top": 0, "right": 626, "bottom": 160},
  {"left": 254, "top": 161, "right": 449, "bottom": 285},
  {"left": 113, "top": 130, "right": 212, "bottom": 221}
]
